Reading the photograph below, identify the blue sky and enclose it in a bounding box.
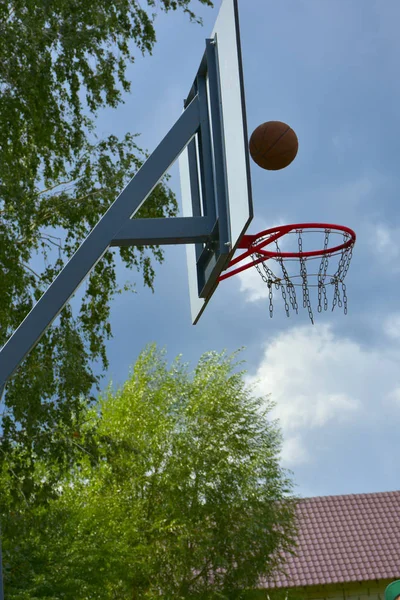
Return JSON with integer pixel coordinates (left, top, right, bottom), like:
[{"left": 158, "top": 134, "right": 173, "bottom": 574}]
[{"left": 87, "top": 0, "right": 400, "bottom": 499}]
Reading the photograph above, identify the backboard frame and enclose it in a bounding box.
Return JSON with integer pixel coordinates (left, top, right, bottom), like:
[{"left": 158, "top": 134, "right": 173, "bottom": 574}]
[{"left": 180, "top": 0, "right": 253, "bottom": 323}]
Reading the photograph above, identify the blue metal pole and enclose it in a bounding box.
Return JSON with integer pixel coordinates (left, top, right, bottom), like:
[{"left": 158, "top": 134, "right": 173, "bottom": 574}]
[
  {"left": 0, "top": 96, "right": 200, "bottom": 390},
  {"left": 110, "top": 215, "right": 213, "bottom": 247}
]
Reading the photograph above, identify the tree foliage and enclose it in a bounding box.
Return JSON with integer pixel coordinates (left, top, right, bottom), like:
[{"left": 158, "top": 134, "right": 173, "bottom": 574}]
[
  {"left": 0, "top": 0, "right": 213, "bottom": 484},
  {"left": 2, "top": 347, "right": 297, "bottom": 599}
]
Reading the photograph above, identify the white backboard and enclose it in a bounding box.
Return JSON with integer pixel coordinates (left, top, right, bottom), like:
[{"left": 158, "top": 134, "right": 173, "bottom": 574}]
[{"left": 179, "top": 0, "right": 253, "bottom": 323}]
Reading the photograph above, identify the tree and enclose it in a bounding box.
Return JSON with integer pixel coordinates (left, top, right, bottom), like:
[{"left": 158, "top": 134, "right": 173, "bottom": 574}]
[
  {"left": 0, "top": 0, "right": 213, "bottom": 489},
  {"left": 2, "top": 346, "right": 297, "bottom": 599}
]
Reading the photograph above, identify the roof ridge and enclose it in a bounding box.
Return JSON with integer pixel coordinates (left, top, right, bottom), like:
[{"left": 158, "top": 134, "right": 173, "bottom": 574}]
[{"left": 299, "top": 489, "right": 400, "bottom": 502}]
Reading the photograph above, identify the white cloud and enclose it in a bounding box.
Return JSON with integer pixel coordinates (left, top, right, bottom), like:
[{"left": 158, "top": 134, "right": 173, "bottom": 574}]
[
  {"left": 280, "top": 435, "right": 310, "bottom": 466},
  {"left": 238, "top": 265, "right": 269, "bottom": 303},
  {"left": 372, "top": 224, "right": 400, "bottom": 275},
  {"left": 376, "top": 224, "right": 400, "bottom": 260},
  {"left": 383, "top": 313, "right": 400, "bottom": 340},
  {"left": 389, "top": 387, "right": 400, "bottom": 405},
  {"left": 247, "top": 323, "right": 400, "bottom": 468}
]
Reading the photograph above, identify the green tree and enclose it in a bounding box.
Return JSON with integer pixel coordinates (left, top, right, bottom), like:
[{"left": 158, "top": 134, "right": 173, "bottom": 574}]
[
  {"left": 0, "top": 0, "right": 213, "bottom": 488},
  {"left": 2, "top": 347, "right": 297, "bottom": 599}
]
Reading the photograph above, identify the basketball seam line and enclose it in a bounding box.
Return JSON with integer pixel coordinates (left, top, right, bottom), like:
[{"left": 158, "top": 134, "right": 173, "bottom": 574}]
[{"left": 261, "top": 125, "right": 291, "bottom": 156}]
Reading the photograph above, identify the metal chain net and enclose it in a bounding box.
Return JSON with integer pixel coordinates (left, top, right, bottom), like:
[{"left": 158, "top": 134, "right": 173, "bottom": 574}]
[{"left": 251, "top": 228, "right": 354, "bottom": 323}]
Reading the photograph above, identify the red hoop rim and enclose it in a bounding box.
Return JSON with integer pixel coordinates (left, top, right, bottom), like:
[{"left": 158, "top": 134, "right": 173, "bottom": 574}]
[{"left": 219, "top": 222, "right": 356, "bottom": 282}]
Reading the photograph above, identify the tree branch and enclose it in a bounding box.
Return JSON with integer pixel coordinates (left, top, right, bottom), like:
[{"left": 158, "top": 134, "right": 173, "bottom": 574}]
[
  {"left": 39, "top": 233, "right": 63, "bottom": 251},
  {"left": 0, "top": 447, "right": 29, "bottom": 508},
  {"left": 36, "top": 178, "right": 79, "bottom": 197},
  {"left": 21, "top": 262, "right": 42, "bottom": 280}
]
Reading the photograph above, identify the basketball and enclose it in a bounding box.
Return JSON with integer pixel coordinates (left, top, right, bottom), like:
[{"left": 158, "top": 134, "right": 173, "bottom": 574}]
[{"left": 249, "top": 121, "right": 298, "bottom": 170}]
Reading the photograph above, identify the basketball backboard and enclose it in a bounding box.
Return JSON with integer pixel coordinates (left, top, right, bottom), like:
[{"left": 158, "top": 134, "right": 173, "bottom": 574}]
[{"left": 179, "top": 0, "right": 253, "bottom": 323}]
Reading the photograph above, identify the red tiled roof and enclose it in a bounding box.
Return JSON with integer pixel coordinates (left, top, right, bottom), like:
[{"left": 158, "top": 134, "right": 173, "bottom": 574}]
[{"left": 263, "top": 490, "right": 400, "bottom": 589}]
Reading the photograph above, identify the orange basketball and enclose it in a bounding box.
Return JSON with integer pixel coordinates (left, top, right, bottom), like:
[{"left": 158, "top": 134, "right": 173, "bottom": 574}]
[{"left": 249, "top": 121, "right": 298, "bottom": 171}]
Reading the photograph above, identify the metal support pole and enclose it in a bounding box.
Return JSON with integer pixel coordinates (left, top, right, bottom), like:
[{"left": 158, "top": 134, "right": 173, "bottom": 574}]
[
  {"left": 110, "top": 216, "right": 213, "bottom": 247},
  {"left": 0, "top": 96, "right": 201, "bottom": 390}
]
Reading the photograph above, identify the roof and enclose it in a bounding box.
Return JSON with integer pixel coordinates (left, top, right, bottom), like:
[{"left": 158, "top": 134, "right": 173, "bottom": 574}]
[{"left": 263, "top": 490, "right": 400, "bottom": 589}]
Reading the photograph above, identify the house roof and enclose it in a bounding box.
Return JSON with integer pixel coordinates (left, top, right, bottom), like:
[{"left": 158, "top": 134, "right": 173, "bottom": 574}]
[{"left": 263, "top": 490, "right": 400, "bottom": 589}]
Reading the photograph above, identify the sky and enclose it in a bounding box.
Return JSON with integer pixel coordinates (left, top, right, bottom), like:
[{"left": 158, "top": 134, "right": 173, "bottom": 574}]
[{"left": 62, "top": 0, "right": 400, "bottom": 499}]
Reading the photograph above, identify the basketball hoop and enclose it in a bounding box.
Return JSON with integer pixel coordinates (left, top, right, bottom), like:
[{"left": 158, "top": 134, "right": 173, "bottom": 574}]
[{"left": 219, "top": 223, "right": 356, "bottom": 323}]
